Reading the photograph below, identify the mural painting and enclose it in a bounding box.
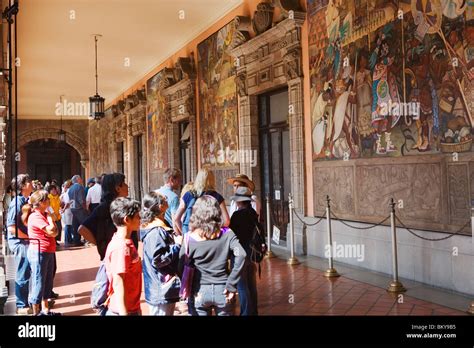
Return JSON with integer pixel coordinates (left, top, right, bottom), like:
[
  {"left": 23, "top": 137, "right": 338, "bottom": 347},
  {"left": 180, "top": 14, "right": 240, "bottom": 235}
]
[
  {"left": 308, "top": 0, "right": 474, "bottom": 160},
  {"left": 146, "top": 70, "right": 169, "bottom": 177},
  {"left": 197, "top": 21, "right": 239, "bottom": 166},
  {"left": 89, "top": 120, "right": 114, "bottom": 175}
]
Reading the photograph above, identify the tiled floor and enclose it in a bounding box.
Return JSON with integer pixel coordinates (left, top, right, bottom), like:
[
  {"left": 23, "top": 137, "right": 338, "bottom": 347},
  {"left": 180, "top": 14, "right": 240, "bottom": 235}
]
[{"left": 4, "top": 244, "right": 468, "bottom": 316}]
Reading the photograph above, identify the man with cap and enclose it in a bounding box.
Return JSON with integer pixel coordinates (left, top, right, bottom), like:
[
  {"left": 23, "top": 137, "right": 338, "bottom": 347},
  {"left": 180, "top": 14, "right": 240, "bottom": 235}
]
[
  {"left": 226, "top": 174, "right": 260, "bottom": 218},
  {"left": 229, "top": 186, "right": 260, "bottom": 315}
]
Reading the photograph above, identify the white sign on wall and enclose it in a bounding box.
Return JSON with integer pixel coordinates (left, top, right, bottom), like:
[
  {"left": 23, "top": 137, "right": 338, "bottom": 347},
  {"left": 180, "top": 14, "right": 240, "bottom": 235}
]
[
  {"left": 275, "top": 190, "right": 281, "bottom": 200},
  {"left": 272, "top": 225, "right": 280, "bottom": 245}
]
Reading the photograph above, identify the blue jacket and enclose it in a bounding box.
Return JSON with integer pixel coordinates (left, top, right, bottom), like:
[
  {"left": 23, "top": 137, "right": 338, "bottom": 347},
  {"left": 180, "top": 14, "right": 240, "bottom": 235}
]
[{"left": 140, "top": 225, "right": 181, "bottom": 305}]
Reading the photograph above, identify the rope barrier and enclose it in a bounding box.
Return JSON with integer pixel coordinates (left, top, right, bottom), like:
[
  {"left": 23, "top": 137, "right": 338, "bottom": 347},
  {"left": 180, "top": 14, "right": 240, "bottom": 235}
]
[
  {"left": 330, "top": 211, "right": 390, "bottom": 230},
  {"left": 395, "top": 216, "right": 470, "bottom": 241},
  {"left": 268, "top": 195, "right": 471, "bottom": 241},
  {"left": 293, "top": 209, "right": 326, "bottom": 227}
]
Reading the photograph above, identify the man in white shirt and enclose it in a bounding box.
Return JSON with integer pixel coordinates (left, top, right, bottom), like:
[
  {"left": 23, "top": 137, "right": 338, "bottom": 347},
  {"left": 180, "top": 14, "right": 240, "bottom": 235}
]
[
  {"left": 227, "top": 174, "right": 260, "bottom": 218},
  {"left": 86, "top": 177, "right": 102, "bottom": 213}
]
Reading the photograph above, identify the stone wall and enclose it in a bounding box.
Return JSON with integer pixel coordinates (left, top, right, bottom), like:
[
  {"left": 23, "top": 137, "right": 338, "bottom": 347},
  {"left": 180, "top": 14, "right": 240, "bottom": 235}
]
[
  {"left": 312, "top": 153, "right": 474, "bottom": 235},
  {"left": 6, "top": 119, "right": 89, "bottom": 184}
]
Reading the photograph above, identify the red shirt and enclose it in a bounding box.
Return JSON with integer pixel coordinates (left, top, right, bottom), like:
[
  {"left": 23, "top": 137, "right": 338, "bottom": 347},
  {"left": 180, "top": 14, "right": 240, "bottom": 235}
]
[
  {"left": 105, "top": 233, "right": 142, "bottom": 314},
  {"left": 27, "top": 210, "right": 56, "bottom": 253}
]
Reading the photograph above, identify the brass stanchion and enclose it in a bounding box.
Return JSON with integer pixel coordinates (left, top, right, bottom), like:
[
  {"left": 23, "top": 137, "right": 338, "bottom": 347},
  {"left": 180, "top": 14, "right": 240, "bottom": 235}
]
[
  {"left": 387, "top": 198, "right": 406, "bottom": 293},
  {"left": 265, "top": 194, "right": 275, "bottom": 258},
  {"left": 324, "top": 195, "right": 340, "bottom": 278},
  {"left": 287, "top": 193, "right": 300, "bottom": 265}
]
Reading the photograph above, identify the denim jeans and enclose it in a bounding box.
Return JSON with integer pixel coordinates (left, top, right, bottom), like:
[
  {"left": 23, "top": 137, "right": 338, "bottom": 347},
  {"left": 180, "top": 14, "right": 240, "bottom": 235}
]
[
  {"left": 188, "top": 284, "right": 236, "bottom": 316},
  {"left": 71, "top": 208, "right": 89, "bottom": 245},
  {"left": 237, "top": 260, "right": 258, "bottom": 316},
  {"left": 55, "top": 220, "right": 62, "bottom": 242},
  {"left": 7, "top": 237, "right": 30, "bottom": 308},
  {"left": 27, "top": 249, "right": 55, "bottom": 305},
  {"left": 148, "top": 303, "right": 176, "bottom": 316},
  {"left": 64, "top": 225, "right": 73, "bottom": 245}
]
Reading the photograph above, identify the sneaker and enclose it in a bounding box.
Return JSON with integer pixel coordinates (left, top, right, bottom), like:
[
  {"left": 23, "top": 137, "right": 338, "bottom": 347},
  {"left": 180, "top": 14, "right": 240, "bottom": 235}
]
[
  {"left": 47, "top": 298, "right": 55, "bottom": 307},
  {"left": 16, "top": 307, "right": 33, "bottom": 315},
  {"left": 51, "top": 291, "right": 59, "bottom": 299}
]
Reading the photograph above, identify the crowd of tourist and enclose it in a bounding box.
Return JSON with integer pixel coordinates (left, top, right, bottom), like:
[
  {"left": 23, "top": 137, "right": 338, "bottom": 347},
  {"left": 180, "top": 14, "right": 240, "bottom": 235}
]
[{"left": 4, "top": 167, "right": 265, "bottom": 316}]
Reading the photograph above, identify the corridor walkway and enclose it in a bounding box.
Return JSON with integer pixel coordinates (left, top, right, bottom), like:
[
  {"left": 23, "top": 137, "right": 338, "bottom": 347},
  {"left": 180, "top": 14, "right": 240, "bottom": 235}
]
[{"left": 4, "top": 244, "right": 467, "bottom": 316}]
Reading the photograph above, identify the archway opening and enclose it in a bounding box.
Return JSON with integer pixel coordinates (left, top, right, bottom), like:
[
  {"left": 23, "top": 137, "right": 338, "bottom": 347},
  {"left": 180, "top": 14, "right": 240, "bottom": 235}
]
[{"left": 20, "top": 139, "right": 83, "bottom": 185}]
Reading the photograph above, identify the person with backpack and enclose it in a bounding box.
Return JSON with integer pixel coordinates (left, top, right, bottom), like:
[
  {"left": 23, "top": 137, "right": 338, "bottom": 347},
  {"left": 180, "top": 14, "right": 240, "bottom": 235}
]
[
  {"left": 6, "top": 174, "right": 34, "bottom": 315},
  {"left": 173, "top": 168, "right": 229, "bottom": 235},
  {"left": 25, "top": 190, "right": 61, "bottom": 315},
  {"left": 178, "top": 195, "right": 246, "bottom": 316},
  {"left": 140, "top": 191, "right": 183, "bottom": 315},
  {"left": 104, "top": 197, "right": 142, "bottom": 316},
  {"left": 227, "top": 174, "right": 261, "bottom": 219},
  {"left": 229, "top": 186, "right": 265, "bottom": 316}
]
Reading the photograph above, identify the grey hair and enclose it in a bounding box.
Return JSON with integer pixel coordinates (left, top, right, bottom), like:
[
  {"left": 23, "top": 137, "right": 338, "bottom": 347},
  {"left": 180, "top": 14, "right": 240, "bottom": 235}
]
[
  {"left": 71, "top": 175, "right": 81, "bottom": 184},
  {"left": 189, "top": 195, "right": 222, "bottom": 239}
]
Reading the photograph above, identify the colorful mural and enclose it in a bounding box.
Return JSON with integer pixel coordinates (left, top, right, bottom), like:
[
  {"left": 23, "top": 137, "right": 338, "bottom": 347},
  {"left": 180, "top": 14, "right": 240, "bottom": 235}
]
[
  {"left": 197, "top": 21, "right": 239, "bottom": 166},
  {"left": 89, "top": 120, "right": 114, "bottom": 175},
  {"left": 308, "top": 0, "right": 474, "bottom": 160},
  {"left": 146, "top": 70, "right": 169, "bottom": 174}
]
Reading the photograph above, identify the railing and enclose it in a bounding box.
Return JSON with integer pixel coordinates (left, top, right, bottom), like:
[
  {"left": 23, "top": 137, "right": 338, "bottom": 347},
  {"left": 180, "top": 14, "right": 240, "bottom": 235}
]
[{"left": 265, "top": 193, "right": 473, "bottom": 314}]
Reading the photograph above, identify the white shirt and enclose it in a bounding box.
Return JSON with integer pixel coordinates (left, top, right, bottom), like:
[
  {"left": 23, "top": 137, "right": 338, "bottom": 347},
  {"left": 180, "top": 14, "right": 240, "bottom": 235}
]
[
  {"left": 229, "top": 195, "right": 261, "bottom": 218},
  {"left": 60, "top": 192, "right": 73, "bottom": 225},
  {"left": 86, "top": 184, "right": 102, "bottom": 205}
]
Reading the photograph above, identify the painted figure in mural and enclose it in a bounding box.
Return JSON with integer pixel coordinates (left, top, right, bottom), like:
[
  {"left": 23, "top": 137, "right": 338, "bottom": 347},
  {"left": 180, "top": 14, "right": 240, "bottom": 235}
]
[
  {"left": 406, "top": 36, "right": 438, "bottom": 152},
  {"left": 354, "top": 50, "right": 374, "bottom": 153},
  {"left": 370, "top": 25, "right": 401, "bottom": 155},
  {"left": 331, "top": 64, "right": 359, "bottom": 158}
]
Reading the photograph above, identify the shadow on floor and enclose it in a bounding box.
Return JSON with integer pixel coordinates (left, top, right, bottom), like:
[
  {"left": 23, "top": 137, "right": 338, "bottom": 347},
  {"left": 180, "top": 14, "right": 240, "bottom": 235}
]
[
  {"left": 54, "top": 267, "right": 98, "bottom": 287},
  {"left": 53, "top": 295, "right": 92, "bottom": 309}
]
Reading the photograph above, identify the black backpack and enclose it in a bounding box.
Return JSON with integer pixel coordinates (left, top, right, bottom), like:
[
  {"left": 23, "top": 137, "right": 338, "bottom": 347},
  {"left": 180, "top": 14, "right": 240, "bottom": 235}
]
[{"left": 249, "top": 221, "right": 267, "bottom": 277}]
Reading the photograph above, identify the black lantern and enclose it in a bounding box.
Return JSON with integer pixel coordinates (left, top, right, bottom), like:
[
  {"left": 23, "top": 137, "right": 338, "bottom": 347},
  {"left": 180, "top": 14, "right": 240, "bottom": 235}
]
[
  {"left": 58, "top": 129, "right": 66, "bottom": 142},
  {"left": 89, "top": 94, "right": 105, "bottom": 120},
  {"left": 90, "top": 34, "right": 105, "bottom": 120}
]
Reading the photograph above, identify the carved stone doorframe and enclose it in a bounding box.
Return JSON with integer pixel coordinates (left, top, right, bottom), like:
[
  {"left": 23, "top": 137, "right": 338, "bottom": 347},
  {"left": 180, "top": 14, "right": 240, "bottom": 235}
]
[
  {"left": 126, "top": 100, "right": 147, "bottom": 200},
  {"left": 230, "top": 13, "right": 306, "bottom": 212},
  {"left": 162, "top": 56, "right": 198, "bottom": 182}
]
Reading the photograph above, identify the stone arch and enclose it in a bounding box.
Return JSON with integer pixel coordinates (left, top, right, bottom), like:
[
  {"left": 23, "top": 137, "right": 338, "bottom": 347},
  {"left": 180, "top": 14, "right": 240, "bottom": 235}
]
[{"left": 15, "top": 127, "right": 88, "bottom": 161}]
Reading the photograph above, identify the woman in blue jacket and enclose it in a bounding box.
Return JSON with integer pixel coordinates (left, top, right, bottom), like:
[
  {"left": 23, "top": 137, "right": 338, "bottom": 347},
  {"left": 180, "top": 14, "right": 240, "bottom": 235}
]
[{"left": 140, "top": 191, "right": 182, "bottom": 315}]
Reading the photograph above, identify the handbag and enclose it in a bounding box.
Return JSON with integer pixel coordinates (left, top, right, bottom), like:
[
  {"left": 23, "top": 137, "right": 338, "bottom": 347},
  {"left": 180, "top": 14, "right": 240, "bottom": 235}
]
[{"left": 179, "top": 234, "right": 195, "bottom": 299}]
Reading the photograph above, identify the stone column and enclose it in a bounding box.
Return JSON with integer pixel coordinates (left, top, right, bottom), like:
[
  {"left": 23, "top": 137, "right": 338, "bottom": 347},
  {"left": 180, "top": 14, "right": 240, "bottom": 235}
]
[
  {"left": 287, "top": 77, "right": 305, "bottom": 212},
  {"left": 167, "top": 122, "right": 179, "bottom": 170},
  {"left": 288, "top": 77, "right": 306, "bottom": 255},
  {"left": 237, "top": 95, "right": 261, "bottom": 197},
  {"left": 189, "top": 114, "right": 198, "bottom": 180}
]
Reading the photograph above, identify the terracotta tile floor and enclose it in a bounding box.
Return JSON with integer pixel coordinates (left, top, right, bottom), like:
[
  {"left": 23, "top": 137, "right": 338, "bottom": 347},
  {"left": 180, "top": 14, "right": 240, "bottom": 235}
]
[{"left": 32, "top": 244, "right": 467, "bottom": 316}]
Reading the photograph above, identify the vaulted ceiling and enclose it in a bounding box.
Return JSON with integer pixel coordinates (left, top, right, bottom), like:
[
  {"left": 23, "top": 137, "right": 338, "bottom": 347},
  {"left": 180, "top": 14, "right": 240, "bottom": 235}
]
[{"left": 15, "top": 0, "right": 242, "bottom": 118}]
